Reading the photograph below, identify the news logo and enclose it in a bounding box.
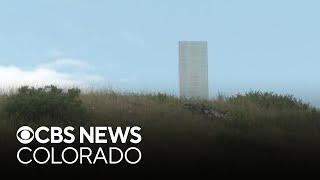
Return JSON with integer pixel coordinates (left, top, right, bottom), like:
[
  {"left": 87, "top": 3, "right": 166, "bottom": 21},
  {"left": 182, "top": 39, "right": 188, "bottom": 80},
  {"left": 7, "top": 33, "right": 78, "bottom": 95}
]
[
  {"left": 16, "top": 126, "right": 142, "bottom": 165},
  {"left": 16, "top": 126, "right": 34, "bottom": 144}
]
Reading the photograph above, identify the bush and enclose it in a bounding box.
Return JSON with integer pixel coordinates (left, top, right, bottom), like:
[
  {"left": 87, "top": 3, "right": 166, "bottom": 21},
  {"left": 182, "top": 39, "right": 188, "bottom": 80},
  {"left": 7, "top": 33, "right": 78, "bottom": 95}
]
[
  {"left": 5, "top": 85, "right": 89, "bottom": 126},
  {"left": 209, "top": 91, "right": 320, "bottom": 146},
  {"left": 227, "top": 91, "right": 313, "bottom": 111}
]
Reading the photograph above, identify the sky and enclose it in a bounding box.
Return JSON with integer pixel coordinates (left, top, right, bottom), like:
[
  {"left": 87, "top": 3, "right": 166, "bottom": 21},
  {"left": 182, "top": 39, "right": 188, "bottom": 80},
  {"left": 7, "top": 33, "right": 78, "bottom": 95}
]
[{"left": 0, "top": 0, "right": 319, "bottom": 106}]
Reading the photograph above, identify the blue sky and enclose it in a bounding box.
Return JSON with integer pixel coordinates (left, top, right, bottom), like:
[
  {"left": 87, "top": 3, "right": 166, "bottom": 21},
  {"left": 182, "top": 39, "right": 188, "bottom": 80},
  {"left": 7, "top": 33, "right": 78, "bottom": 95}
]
[{"left": 0, "top": 0, "right": 319, "bottom": 106}]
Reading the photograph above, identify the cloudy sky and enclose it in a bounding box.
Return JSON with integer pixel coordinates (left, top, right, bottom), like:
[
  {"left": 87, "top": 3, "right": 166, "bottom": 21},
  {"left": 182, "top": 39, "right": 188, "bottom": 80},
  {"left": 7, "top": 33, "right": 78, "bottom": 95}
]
[{"left": 0, "top": 0, "right": 319, "bottom": 106}]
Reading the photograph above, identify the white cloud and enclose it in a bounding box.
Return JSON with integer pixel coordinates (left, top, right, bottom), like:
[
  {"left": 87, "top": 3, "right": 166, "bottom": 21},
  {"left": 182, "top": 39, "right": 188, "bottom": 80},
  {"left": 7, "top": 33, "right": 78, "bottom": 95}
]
[{"left": 0, "top": 61, "right": 104, "bottom": 90}]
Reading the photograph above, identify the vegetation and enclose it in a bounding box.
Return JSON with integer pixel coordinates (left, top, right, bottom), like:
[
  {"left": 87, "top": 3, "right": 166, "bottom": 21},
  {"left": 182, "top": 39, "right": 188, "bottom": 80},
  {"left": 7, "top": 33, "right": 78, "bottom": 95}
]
[
  {"left": 0, "top": 85, "right": 320, "bottom": 172},
  {"left": 0, "top": 86, "right": 319, "bottom": 140},
  {"left": 4, "top": 85, "right": 89, "bottom": 127}
]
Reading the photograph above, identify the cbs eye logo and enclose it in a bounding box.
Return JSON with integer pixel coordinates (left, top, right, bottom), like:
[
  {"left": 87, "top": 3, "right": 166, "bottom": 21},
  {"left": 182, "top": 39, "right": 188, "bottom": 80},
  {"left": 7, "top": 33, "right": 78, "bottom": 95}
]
[{"left": 16, "top": 126, "right": 34, "bottom": 144}]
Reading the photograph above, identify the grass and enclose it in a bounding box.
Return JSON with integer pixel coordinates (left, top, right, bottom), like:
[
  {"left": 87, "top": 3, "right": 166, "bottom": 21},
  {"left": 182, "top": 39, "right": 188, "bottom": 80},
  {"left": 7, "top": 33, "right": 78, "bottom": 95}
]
[
  {"left": 0, "top": 86, "right": 320, "bottom": 172},
  {"left": 0, "top": 86, "right": 319, "bottom": 145}
]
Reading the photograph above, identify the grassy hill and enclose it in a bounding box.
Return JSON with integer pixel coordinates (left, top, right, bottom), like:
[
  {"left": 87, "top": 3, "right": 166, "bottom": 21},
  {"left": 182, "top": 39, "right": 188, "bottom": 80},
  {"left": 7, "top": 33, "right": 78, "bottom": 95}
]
[{"left": 0, "top": 85, "right": 320, "bottom": 173}]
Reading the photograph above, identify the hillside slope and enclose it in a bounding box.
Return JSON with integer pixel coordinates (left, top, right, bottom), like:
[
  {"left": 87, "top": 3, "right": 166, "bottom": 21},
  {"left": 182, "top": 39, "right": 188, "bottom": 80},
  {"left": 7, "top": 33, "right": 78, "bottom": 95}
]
[{"left": 0, "top": 86, "right": 320, "bottom": 174}]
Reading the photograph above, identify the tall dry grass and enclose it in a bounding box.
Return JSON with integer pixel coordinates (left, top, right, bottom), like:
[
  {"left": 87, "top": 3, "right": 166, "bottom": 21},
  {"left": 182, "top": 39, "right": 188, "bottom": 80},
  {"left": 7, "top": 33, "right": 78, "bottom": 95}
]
[{"left": 0, "top": 87, "right": 320, "bottom": 159}]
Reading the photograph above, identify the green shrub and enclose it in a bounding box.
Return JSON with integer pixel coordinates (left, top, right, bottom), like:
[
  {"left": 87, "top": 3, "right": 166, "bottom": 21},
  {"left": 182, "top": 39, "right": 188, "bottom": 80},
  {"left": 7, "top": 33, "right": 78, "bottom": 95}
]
[
  {"left": 227, "top": 91, "right": 313, "bottom": 111},
  {"left": 5, "top": 85, "right": 89, "bottom": 126}
]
